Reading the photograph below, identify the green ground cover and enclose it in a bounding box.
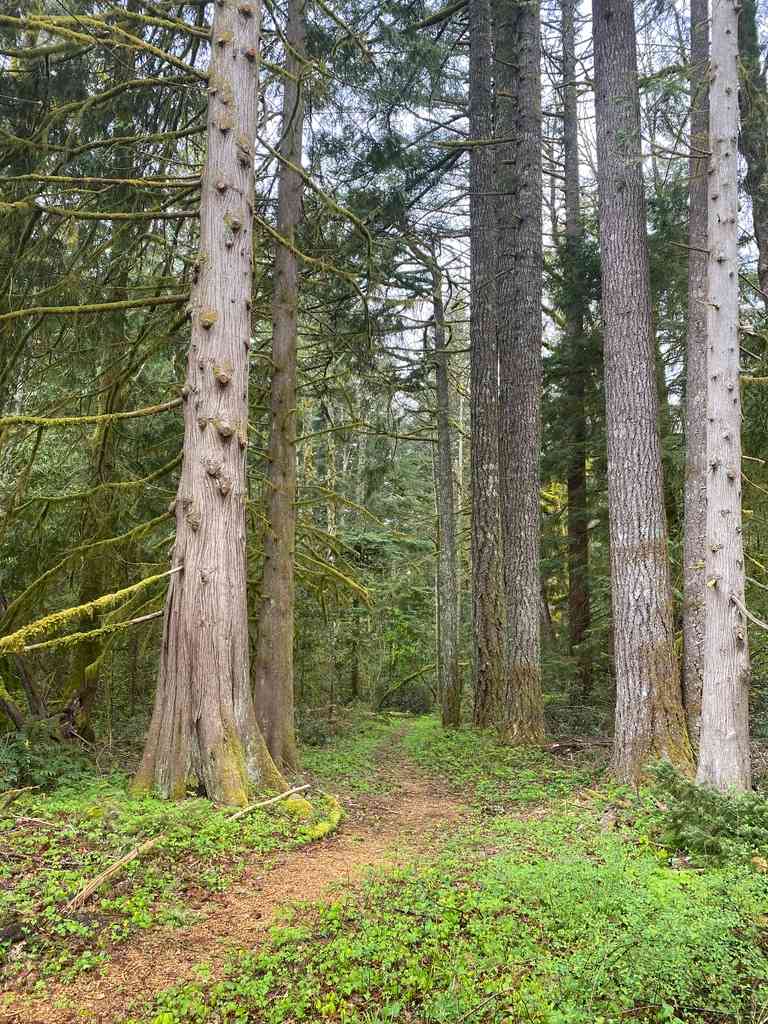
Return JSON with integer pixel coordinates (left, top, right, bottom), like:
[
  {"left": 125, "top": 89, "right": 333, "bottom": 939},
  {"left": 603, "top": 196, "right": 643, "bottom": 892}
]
[{"left": 134, "top": 719, "right": 768, "bottom": 1024}]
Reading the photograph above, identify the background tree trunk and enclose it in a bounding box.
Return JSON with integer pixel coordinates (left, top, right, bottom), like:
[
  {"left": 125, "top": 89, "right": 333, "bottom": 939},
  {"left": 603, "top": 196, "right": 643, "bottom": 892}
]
[
  {"left": 494, "top": 0, "right": 544, "bottom": 742},
  {"left": 561, "top": 0, "right": 592, "bottom": 697},
  {"left": 738, "top": 0, "right": 768, "bottom": 306},
  {"left": 431, "top": 257, "right": 461, "bottom": 727},
  {"left": 592, "top": 0, "right": 691, "bottom": 782},
  {"left": 252, "top": 0, "right": 306, "bottom": 772},
  {"left": 134, "top": 0, "right": 284, "bottom": 803},
  {"left": 469, "top": 0, "right": 505, "bottom": 727},
  {"left": 682, "top": 0, "right": 709, "bottom": 748},
  {"left": 697, "top": 0, "right": 751, "bottom": 792}
]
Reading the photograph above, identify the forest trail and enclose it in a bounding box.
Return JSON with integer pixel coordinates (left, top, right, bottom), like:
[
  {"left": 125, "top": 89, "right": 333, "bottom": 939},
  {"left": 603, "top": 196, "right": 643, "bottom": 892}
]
[{"left": 2, "top": 732, "right": 468, "bottom": 1024}]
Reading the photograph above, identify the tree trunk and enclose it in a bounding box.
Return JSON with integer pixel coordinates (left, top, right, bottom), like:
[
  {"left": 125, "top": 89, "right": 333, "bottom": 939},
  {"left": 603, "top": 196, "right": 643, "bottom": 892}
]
[
  {"left": 469, "top": 0, "right": 505, "bottom": 727},
  {"left": 63, "top": 19, "right": 137, "bottom": 739},
  {"left": 738, "top": 0, "right": 768, "bottom": 306},
  {"left": 561, "top": 0, "right": 592, "bottom": 697},
  {"left": 682, "top": 0, "right": 709, "bottom": 748},
  {"left": 252, "top": 0, "right": 306, "bottom": 773},
  {"left": 431, "top": 258, "right": 462, "bottom": 728},
  {"left": 697, "top": 0, "right": 751, "bottom": 792},
  {"left": 494, "top": 0, "right": 544, "bottom": 742},
  {"left": 134, "top": 0, "right": 284, "bottom": 803},
  {"left": 592, "top": 0, "right": 691, "bottom": 782}
]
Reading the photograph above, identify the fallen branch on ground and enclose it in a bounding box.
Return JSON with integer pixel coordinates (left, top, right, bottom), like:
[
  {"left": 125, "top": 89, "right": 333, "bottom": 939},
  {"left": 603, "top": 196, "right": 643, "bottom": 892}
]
[
  {"left": 65, "top": 837, "right": 160, "bottom": 914},
  {"left": 229, "top": 784, "right": 311, "bottom": 821}
]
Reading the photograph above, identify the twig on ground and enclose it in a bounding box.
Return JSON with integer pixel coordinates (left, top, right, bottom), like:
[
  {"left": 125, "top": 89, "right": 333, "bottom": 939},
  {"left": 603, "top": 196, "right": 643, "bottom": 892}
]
[
  {"left": 0, "top": 786, "right": 37, "bottom": 811},
  {"left": 229, "top": 784, "right": 311, "bottom": 821},
  {"left": 65, "top": 837, "right": 160, "bottom": 914}
]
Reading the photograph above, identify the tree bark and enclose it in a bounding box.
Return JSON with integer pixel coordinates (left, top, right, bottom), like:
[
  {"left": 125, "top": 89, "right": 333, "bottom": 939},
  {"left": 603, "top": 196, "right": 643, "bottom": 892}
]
[
  {"left": 592, "top": 0, "right": 692, "bottom": 782},
  {"left": 738, "top": 0, "right": 768, "bottom": 306},
  {"left": 561, "top": 0, "right": 592, "bottom": 697},
  {"left": 469, "top": 0, "right": 505, "bottom": 727},
  {"left": 682, "top": 0, "right": 709, "bottom": 748},
  {"left": 252, "top": 0, "right": 306, "bottom": 773},
  {"left": 697, "top": 0, "right": 751, "bottom": 791},
  {"left": 431, "top": 257, "right": 462, "bottom": 728},
  {"left": 134, "top": 0, "right": 284, "bottom": 803},
  {"left": 494, "top": 0, "right": 544, "bottom": 742}
]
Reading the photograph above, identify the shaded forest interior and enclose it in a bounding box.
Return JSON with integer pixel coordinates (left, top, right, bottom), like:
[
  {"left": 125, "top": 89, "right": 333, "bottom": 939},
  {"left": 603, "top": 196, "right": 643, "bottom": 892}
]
[{"left": 4, "top": 0, "right": 768, "bottom": 1019}]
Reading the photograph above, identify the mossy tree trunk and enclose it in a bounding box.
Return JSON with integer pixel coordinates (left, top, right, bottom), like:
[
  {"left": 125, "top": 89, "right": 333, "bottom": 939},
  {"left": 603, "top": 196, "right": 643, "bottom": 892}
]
[
  {"left": 494, "top": 0, "right": 544, "bottom": 743},
  {"left": 134, "top": 0, "right": 284, "bottom": 803},
  {"left": 592, "top": 0, "right": 692, "bottom": 782},
  {"left": 697, "top": 0, "right": 751, "bottom": 792},
  {"left": 252, "top": 0, "right": 306, "bottom": 773}
]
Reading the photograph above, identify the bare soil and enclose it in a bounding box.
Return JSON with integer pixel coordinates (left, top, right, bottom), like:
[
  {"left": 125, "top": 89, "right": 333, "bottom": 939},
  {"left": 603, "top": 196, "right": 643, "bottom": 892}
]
[{"left": 1, "top": 738, "right": 467, "bottom": 1024}]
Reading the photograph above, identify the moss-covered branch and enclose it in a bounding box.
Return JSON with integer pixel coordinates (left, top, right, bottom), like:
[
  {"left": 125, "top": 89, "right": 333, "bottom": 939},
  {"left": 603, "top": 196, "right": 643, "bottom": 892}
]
[
  {"left": 0, "top": 568, "right": 180, "bottom": 654},
  {"left": 0, "top": 515, "right": 171, "bottom": 631},
  {"left": 19, "top": 453, "right": 182, "bottom": 507},
  {"left": 0, "top": 396, "right": 182, "bottom": 429},
  {"left": 0, "top": 293, "right": 187, "bottom": 324}
]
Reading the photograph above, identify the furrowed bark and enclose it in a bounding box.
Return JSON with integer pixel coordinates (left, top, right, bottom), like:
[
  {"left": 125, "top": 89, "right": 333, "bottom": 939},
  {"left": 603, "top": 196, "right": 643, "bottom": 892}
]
[
  {"left": 494, "top": 0, "right": 544, "bottom": 742},
  {"left": 592, "top": 0, "right": 691, "bottom": 782},
  {"left": 469, "top": 0, "right": 505, "bottom": 727},
  {"left": 252, "top": 0, "right": 306, "bottom": 773}
]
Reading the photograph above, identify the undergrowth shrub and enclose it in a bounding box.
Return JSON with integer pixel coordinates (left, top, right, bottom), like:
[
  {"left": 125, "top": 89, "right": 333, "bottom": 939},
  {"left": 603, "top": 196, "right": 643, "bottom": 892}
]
[
  {"left": 0, "top": 728, "right": 91, "bottom": 791},
  {"left": 650, "top": 761, "right": 768, "bottom": 864}
]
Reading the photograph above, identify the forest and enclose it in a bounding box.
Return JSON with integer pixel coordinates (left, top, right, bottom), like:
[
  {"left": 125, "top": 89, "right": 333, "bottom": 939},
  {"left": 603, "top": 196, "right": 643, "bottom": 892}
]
[{"left": 3, "top": 0, "right": 768, "bottom": 1019}]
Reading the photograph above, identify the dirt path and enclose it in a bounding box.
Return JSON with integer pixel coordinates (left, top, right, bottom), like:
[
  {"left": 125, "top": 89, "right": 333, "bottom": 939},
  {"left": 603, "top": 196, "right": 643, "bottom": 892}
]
[{"left": 1, "top": 739, "right": 467, "bottom": 1024}]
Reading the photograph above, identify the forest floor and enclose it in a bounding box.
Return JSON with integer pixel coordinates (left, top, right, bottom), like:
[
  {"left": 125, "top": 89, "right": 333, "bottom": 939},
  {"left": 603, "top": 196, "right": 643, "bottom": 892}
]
[
  {"left": 2, "top": 720, "right": 467, "bottom": 1023},
  {"left": 3, "top": 716, "right": 768, "bottom": 1024}
]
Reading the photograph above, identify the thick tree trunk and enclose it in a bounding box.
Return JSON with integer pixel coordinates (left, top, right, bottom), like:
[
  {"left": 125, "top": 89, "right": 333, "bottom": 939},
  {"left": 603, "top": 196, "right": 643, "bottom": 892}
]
[
  {"left": 561, "top": 0, "right": 592, "bottom": 697},
  {"left": 469, "top": 0, "right": 505, "bottom": 727},
  {"left": 738, "top": 0, "right": 768, "bottom": 306},
  {"left": 697, "top": 0, "right": 751, "bottom": 791},
  {"left": 252, "top": 0, "right": 306, "bottom": 772},
  {"left": 134, "top": 0, "right": 284, "bottom": 803},
  {"left": 494, "top": 0, "right": 544, "bottom": 742},
  {"left": 431, "top": 259, "right": 462, "bottom": 728},
  {"left": 682, "top": 0, "right": 709, "bottom": 748},
  {"left": 592, "top": 0, "right": 691, "bottom": 782}
]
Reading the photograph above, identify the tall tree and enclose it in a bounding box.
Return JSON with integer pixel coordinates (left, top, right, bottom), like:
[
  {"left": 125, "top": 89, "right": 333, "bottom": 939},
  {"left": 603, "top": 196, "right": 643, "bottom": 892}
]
[
  {"left": 494, "top": 0, "right": 544, "bottom": 741},
  {"left": 561, "top": 0, "right": 592, "bottom": 696},
  {"left": 134, "top": 0, "right": 283, "bottom": 802},
  {"left": 252, "top": 0, "right": 307, "bottom": 772},
  {"left": 469, "top": 0, "right": 506, "bottom": 727},
  {"left": 682, "top": 0, "right": 709, "bottom": 747},
  {"left": 592, "top": 0, "right": 691, "bottom": 781},
  {"left": 697, "top": 0, "right": 751, "bottom": 791},
  {"left": 738, "top": 0, "right": 768, "bottom": 305}
]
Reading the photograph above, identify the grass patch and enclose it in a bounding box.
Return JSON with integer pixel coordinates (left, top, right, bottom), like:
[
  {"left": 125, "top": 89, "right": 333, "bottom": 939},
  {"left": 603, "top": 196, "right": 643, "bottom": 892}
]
[
  {"left": 403, "top": 716, "right": 601, "bottom": 808},
  {"left": 135, "top": 803, "right": 768, "bottom": 1024},
  {"left": 0, "top": 772, "right": 340, "bottom": 986}
]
